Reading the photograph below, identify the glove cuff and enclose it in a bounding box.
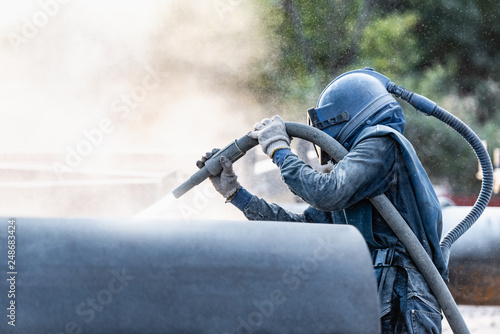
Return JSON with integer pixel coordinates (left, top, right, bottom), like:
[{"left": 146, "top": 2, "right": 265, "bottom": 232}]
[
  {"left": 266, "top": 140, "right": 291, "bottom": 158},
  {"left": 261, "top": 134, "right": 290, "bottom": 151},
  {"left": 219, "top": 174, "right": 241, "bottom": 198},
  {"left": 225, "top": 185, "right": 242, "bottom": 202}
]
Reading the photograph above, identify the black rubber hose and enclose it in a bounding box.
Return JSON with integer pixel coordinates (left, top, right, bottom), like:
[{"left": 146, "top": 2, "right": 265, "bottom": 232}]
[
  {"left": 173, "top": 122, "right": 470, "bottom": 333},
  {"left": 172, "top": 136, "right": 257, "bottom": 198},
  {"left": 284, "top": 122, "right": 469, "bottom": 334},
  {"left": 387, "top": 83, "right": 494, "bottom": 265}
]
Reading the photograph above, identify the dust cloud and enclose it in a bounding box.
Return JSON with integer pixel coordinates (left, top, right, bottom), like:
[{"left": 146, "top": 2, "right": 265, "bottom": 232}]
[{"left": 0, "top": 0, "right": 274, "bottom": 219}]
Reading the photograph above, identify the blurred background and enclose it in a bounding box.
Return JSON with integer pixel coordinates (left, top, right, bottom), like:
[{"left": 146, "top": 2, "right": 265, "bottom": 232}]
[
  {"left": 0, "top": 0, "right": 499, "bottom": 330},
  {"left": 0, "top": 0, "right": 498, "bottom": 220}
]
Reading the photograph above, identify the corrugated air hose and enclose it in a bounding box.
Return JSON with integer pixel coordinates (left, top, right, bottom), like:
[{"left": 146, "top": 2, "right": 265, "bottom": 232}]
[{"left": 387, "top": 82, "right": 494, "bottom": 267}]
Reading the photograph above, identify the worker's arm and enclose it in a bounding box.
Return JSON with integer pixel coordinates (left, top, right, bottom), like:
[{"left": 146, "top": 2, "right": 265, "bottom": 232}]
[
  {"left": 277, "top": 136, "right": 397, "bottom": 212},
  {"left": 196, "top": 149, "right": 331, "bottom": 223},
  {"left": 235, "top": 136, "right": 396, "bottom": 219},
  {"left": 248, "top": 114, "right": 395, "bottom": 216},
  {"left": 229, "top": 186, "right": 333, "bottom": 223}
]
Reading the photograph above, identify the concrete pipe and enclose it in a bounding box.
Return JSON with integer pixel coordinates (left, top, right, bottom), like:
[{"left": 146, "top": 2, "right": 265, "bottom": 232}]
[
  {"left": 0, "top": 217, "right": 380, "bottom": 334},
  {"left": 443, "top": 207, "right": 500, "bottom": 305}
]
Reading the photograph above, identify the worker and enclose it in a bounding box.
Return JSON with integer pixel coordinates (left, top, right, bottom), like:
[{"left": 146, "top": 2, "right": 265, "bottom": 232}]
[{"left": 197, "top": 68, "right": 447, "bottom": 333}]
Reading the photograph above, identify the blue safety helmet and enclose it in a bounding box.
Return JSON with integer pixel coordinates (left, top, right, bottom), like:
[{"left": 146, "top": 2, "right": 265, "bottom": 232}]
[{"left": 308, "top": 68, "right": 405, "bottom": 164}]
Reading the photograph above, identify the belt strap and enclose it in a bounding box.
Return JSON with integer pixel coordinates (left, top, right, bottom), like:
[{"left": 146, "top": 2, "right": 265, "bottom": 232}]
[
  {"left": 372, "top": 248, "right": 395, "bottom": 267},
  {"left": 371, "top": 248, "right": 417, "bottom": 270}
]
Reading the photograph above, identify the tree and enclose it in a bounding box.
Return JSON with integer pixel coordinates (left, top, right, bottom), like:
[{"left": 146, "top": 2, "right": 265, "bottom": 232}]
[{"left": 250, "top": 0, "right": 500, "bottom": 194}]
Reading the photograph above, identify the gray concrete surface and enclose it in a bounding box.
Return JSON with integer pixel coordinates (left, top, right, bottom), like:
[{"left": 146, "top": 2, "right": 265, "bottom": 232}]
[
  {"left": 442, "top": 305, "right": 500, "bottom": 334},
  {"left": 0, "top": 217, "right": 379, "bottom": 334}
]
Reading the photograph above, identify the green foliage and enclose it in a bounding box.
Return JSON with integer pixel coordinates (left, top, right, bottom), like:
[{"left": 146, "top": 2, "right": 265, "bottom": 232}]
[
  {"left": 404, "top": 105, "right": 480, "bottom": 195},
  {"left": 249, "top": 0, "right": 500, "bottom": 194},
  {"left": 359, "top": 12, "right": 421, "bottom": 77},
  {"left": 414, "top": 0, "right": 500, "bottom": 123},
  {"left": 249, "top": 0, "right": 365, "bottom": 118}
]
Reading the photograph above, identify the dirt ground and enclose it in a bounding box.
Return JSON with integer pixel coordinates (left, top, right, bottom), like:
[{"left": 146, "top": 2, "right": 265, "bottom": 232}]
[{"left": 442, "top": 305, "right": 500, "bottom": 333}]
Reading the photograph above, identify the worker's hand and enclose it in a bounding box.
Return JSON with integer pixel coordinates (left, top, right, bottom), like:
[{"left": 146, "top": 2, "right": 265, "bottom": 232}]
[
  {"left": 196, "top": 149, "right": 241, "bottom": 199},
  {"left": 249, "top": 115, "right": 291, "bottom": 158}
]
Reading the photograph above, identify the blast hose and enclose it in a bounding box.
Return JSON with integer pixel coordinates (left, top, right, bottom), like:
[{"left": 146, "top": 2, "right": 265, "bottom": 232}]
[
  {"left": 173, "top": 122, "right": 471, "bottom": 333},
  {"left": 387, "top": 82, "right": 495, "bottom": 265}
]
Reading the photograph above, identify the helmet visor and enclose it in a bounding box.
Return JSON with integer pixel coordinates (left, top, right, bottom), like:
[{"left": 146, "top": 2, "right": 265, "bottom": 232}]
[{"left": 307, "top": 108, "right": 333, "bottom": 165}]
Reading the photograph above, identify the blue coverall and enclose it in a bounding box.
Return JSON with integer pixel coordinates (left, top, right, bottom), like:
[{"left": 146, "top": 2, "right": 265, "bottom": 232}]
[{"left": 229, "top": 104, "right": 448, "bottom": 333}]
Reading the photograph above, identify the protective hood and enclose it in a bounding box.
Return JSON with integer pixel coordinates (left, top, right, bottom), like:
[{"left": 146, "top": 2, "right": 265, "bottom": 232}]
[
  {"left": 353, "top": 125, "right": 448, "bottom": 282},
  {"left": 308, "top": 68, "right": 406, "bottom": 161}
]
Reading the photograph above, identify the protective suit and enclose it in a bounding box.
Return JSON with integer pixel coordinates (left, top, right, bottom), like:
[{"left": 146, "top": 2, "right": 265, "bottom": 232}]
[{"left": 200, "top": 69, "right": 447, "bottom": 333}]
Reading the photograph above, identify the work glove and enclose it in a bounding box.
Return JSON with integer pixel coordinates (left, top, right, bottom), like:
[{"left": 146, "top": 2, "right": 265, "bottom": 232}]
[
  {"left": 196, "top": 149, "right": 241, "bottom": 200},
  {"left": 249, "top": 115, "right": 291, "bottom": 158}
]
